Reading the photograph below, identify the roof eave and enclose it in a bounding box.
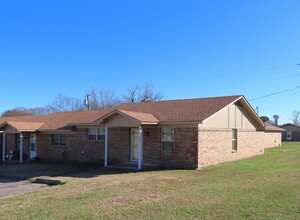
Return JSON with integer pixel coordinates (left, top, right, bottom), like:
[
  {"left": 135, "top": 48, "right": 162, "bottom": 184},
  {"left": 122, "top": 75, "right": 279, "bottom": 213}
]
[
  {"left": 238, "top": 96, "right": 265, "bottom": 128},
  {"left": 67, "top": 123, "right": 98, "bottom": 126},
  {"left": 158, "top": 121, "right": 200, "bottom": 125},
  {"left": 19, "top": 129, "right": 39, "bottom": 132},
  {"left": 141, "top": 122, "right": 159, "bottom": 125}
]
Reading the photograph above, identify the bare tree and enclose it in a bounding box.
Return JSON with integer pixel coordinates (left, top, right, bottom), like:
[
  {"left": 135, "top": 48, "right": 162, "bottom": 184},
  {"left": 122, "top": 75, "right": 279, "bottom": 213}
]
[
  {"left": 87, "top": 88, "right": 120, "bottom": 110},
  {"left": 122, "top": 85, "right": 139, "bottom": 103},
  {"left": 89, "top": 89, "right": 100, "bottom": 110},
  {"left": 50, "top": 93, "right": 84, "bottom": 112},
  {"left": 1, "top": 84, "right": 163, "bottom": 116},
  {"left": 290, "top": 110, "right": 300, "bottom": 124},
  {"left": 122, "top": 83, "right": 163, "bottom": 103},
  {"left": 138, "top": 83, "right": 163, "bottom": 102},
  {"left": 99, "top": 88, "right": 120, "bottom": 109}
]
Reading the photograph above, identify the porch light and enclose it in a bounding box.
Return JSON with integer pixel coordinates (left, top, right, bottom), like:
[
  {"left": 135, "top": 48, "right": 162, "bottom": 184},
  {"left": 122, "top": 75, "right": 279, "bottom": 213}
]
[{"left": 144, "top": 132, "right": 150, "bottom": 136}]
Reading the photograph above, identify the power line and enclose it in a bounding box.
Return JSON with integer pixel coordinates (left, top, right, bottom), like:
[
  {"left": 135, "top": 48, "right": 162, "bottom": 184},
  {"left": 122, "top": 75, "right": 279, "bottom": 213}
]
[
  {"left": 249, "top": 86, "right": 300, "bottom": 101},
  {"left": 249, "top": 90, "right": 289, "bottom": 101},
  {"left": 259, "top": 90, "right": 299, "bottom": 112},
  {"left": 167, "top": 65, "right": 295, "bottom": 87}
]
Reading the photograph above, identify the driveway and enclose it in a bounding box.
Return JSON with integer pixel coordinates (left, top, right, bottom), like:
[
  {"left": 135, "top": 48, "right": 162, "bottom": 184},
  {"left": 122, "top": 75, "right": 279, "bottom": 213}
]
[
  {"left": 0, "top": 178, "right": 44, "bottom": 198},
  {"left": 0, "top": 162, "right": 102, "bottom": 198}
]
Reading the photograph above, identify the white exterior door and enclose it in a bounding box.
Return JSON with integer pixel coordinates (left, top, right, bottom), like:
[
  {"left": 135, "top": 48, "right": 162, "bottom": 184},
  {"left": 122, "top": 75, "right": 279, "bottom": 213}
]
[
  {"left": 30, "top": 134, "right": 37, "bottom": 159},
  {"left": 131, "top": 129, "right": 139, "bottom": 161},
  {"left": 287, "top": 131, "right": 292, "bottom": 141}
]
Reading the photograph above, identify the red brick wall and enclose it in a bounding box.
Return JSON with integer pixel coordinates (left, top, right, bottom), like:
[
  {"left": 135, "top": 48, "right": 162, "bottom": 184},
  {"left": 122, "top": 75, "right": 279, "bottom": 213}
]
[
  {"left": 107, "top": 128, "right": 130, "bottom": 163},
  {"left": 142, "top": 127, "right": 198, "bottom": 169},
  {"left": 37, "top": 128, "right": 131, "bottom": 164},
  {"left": 2, "top": 127, "right": 198, "bottom": 168},
  {"left": 105, "top": 127, "right": 198, "bottom": 169},
  {"left": 0, "top": 134, "right": 3, "bottom": 161},
  {"left": 37, "top": 128, "right": 105, "bottom": 163},
  {"left": 0, "top": 133, "right": 2, "bottom": 160}
]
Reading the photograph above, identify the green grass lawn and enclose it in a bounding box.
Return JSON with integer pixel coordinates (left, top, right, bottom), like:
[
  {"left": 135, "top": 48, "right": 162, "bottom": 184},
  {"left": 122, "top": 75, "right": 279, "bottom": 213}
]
[{"left": 0, "top": 142, "right": 299, "bottom": 220}]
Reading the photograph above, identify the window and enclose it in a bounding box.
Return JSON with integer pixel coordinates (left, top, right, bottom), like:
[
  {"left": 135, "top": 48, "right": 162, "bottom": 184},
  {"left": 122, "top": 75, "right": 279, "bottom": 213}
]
[
  {"left": 232, "top": 129, "right": 237, "bottom": 151},
  {"left": 51, "top": 134, "right": 66, "bottom": 146},
  {"left": 88, "top": 128, "right": 105, "bottom": 141},
  {"left": 161, "top": 128, "right": 174, "bottom": 154}
]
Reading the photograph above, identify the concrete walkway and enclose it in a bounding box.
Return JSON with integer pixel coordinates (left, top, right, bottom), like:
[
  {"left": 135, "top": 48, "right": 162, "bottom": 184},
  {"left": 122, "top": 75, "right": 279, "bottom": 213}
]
[{"left": 0, "top": 177, "right": 44, "bottom": 198}]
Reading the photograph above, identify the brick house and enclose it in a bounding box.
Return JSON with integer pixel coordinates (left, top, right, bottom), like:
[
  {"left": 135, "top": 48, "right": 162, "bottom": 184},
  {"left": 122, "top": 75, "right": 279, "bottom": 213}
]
[
  {"left": 280, "top": 123, "right": 300, "bottom": 141},
  {"left": 0, "top": 95, "right": 282, "bottom": 169}
]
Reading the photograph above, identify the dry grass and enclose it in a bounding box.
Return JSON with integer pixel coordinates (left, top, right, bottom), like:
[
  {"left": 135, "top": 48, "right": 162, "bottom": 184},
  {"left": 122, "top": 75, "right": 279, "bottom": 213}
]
[{"left": 0, "top": 142, "right": 299, "bottom": 219}]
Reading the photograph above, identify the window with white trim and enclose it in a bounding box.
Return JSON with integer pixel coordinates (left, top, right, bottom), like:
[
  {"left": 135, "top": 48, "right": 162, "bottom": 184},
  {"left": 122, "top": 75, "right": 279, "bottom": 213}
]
[
  {"left": 161, "top": 128, "right": 174, "bottom": 155},
  {"left": 88, "top": 128, "right": 105, "bottom": 141},
  {"left": 51, "top": 134, "right": 66, "bottom": 146},
  {"left": 232, "top": 129, "right": 237, "bottom": 151}
]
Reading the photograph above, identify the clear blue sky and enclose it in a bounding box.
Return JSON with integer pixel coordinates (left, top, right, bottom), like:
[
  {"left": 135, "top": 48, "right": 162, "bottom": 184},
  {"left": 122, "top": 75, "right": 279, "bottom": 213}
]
[{"left": 0, "top": 0, "right": 299, "bottom": 124}]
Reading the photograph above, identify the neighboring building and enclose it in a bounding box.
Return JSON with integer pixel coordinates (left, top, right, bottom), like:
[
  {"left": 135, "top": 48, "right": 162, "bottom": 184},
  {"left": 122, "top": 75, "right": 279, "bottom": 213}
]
[
  {"left": 0, "top": 95, "right": 282, "bottom": 170},
  {"left": 280, "top": 123, "right": 300, "bottom": 142}
]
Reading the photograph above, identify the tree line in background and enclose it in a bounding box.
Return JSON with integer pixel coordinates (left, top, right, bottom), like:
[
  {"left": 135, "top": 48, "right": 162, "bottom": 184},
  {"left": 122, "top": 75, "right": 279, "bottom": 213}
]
[
  {"left": 1, "top": 83, "right": 163, "bottom": 117},
  {"left": 2, "top": 84, "right": 299, "bottom": 125}
]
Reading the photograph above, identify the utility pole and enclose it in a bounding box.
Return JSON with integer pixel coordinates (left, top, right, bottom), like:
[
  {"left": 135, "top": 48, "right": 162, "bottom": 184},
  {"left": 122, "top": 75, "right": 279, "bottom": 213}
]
[
  {"left": 84, "top": 94, "right": 91, "bottom": 110},
  {"left": 256, "top": 107, "right": 259, "bottom": 115}
]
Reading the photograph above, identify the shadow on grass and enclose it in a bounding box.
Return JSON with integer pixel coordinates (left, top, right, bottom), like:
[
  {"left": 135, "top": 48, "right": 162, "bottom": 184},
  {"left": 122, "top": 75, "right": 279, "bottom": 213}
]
[{"left": 0, "top": 162, "right": 166, "bottom": 182}]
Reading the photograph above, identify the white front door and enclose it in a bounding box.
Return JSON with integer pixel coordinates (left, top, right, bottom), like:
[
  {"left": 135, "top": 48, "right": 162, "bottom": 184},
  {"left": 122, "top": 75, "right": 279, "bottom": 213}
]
[
  {"left": 30, "top": 134, "right": 37, "bottom": 159},
  {"left": 131, "top": 129, "right": 139, "bottom": 161},
  {"left": 287, "top": 131, "right": 292, "bottom": 141}
]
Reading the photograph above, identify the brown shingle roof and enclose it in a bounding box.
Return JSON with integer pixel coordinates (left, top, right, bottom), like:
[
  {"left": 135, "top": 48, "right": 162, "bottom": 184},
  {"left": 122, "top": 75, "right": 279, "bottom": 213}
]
[
  {"left": 1, "top": 121, "right": 46, "bottom": 131},
  {"left": 0, "top": 110, "right": 109, "bottom": 131},
  {"left": 264, "top": 124, "right": 285, "bottom": 132},
  {"left": 115, "top": 95, "right": 242, "bottom": 123},
  {"left": 97, "top": 109, "right": 159, "bottom": 124},
  {"left": 0, "top": 95, "right": 248, "bottom": 131},
  {"left": 118, "top": 110, "right": 159, "bottom": 123},
  {"left": 40, "top": 110, "right": 109, "bottom": 130}
]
